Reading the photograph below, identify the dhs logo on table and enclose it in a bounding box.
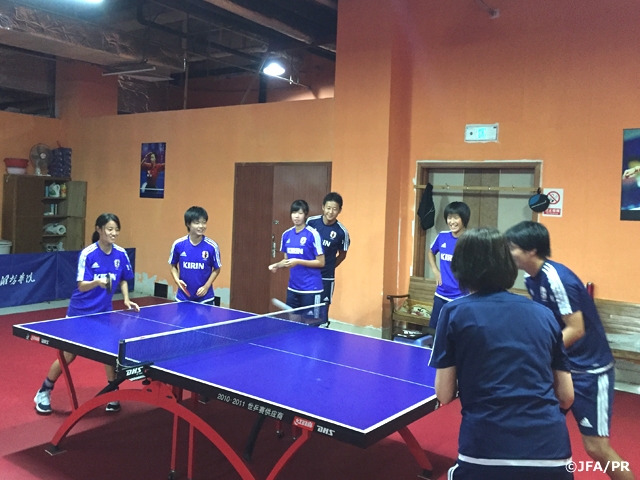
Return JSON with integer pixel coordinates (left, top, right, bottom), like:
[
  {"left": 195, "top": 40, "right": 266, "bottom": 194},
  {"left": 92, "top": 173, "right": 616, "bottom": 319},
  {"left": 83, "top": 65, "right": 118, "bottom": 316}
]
[
  {"left": 316, "top": 425, "right": 335, "bottom": 437},
  {"left": 293, "top": 416, "right": 315, "bottom": 431},
  {"left": 26, "top": 334, "right": 49, "bottom": 345}
]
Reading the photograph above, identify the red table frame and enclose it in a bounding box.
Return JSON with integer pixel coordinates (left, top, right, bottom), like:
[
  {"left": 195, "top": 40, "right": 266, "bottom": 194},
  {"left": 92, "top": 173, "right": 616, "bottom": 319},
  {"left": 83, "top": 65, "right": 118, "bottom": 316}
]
[{"left": 48, "top": 350, "right": 434, "bottom": 479}]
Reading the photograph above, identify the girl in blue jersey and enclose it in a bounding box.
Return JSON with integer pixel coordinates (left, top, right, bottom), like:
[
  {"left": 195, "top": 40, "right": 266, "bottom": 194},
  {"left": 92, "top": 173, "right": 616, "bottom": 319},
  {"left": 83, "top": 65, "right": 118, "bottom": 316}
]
[
  {"left": 269, "top": 200, "right": 325, "bottom": 312},
  {"left": 169, "top": 206, "right": 222, "bottom": 304},
  {"left": 506, "top": 221, "right": 634, "bottom": 480},
  {"left": 427, "top": 201, "right": 470, "bottom": 330},
  {"left": 430, "top": 228, "right": 574, "bottom": 480},
  {"left": 34, "top": 213, "right": 139, "bottom": 415}
]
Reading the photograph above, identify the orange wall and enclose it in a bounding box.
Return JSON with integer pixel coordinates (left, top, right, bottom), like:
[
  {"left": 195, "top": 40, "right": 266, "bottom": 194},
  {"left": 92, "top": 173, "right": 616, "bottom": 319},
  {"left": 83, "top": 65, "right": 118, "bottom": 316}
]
[
  {"left": 0, "top": 111, "right": 65, "bottom": 234},
  {"left": 64, "top": 99, "right": 334, "bottom": 304},
  {"left": 4, "top": 0, "right": 640, "bottom": 329},
  {"left": 399, "top": 0, "right": 640, "bottom": 301},
  {"left": 331, "top": 0, "right": 396, "bottom": 328}
]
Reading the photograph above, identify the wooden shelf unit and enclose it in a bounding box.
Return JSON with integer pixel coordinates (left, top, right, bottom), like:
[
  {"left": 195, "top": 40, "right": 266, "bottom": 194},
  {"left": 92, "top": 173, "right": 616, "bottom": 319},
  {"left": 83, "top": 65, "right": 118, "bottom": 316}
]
[{"left": 2, "top": 174, "right": 87, "bottom": 253}]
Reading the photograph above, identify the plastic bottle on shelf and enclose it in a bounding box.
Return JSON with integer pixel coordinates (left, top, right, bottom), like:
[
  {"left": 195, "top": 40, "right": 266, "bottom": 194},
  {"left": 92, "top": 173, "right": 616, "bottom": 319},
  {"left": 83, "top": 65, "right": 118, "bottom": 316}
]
[{"left": 61, "top": 183, "right": 67, "bottom": 198}]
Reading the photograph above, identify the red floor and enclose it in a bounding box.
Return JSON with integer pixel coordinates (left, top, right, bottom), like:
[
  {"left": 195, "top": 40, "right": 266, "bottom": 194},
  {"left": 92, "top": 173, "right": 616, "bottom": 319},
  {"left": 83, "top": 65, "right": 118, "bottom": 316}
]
[{"left": 1, "top": 300, "right": 638, "bottom": 479}]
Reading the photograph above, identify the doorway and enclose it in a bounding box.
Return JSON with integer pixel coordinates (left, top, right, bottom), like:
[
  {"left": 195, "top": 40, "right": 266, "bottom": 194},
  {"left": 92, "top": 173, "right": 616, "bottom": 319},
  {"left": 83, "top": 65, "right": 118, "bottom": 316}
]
[
  {"left": 413, "top": 161, "right": 541, "bottom": 289},
  {"left": 230, "top": 162, "right": 331, "bottom": 313}
]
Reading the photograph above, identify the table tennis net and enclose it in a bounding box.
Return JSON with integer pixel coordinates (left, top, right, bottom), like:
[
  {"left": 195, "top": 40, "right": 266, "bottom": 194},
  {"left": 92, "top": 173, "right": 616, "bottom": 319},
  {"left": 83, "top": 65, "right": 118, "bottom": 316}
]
[{"left": 117, "top": 303, "right": 327, "bottom": 371}]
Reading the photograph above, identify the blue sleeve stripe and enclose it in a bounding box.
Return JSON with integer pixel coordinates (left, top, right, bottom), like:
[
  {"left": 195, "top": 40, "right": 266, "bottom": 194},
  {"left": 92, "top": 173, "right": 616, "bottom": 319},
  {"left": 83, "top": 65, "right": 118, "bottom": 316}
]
[
  {"left": 77, "top": 245, "right": 95, "bottom": 282},
  {"left": 281, "top": 228, "right": 295, "bottom": 252},
  {"left": 542, "top": 263, "right": 573, "bottom": 316},
  {"left": 337, "top": 221, "right": 350, "bottom": 251},
  {"left": 429, "top": 232, "right": 443, "bottom": 250},
  {"left": 204, "top": 238, "right": 222, "bottom": 267},
  {"left": 168, "top": 236, "right": 186, "bottom": 264},
  {"left": 309, "top": 227, "right": 324, "bottom": 255},
  {"left": 123, "top": 249, "right": 132, "bottom": 267}
]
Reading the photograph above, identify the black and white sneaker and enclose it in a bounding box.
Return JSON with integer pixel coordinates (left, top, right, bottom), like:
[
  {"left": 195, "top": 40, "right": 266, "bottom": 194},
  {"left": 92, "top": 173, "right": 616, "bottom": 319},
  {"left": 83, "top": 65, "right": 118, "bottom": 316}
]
[
  {"left": 34, "top": 389, "right": 52, "bottom": 415},
  {"left": 105, "top": 401, "right": 121, "bottom": 413}
]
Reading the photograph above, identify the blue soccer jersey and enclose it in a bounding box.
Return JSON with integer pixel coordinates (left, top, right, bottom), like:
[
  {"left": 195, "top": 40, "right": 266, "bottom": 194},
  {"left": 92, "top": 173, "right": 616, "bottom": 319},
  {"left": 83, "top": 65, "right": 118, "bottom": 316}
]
[
  {"left": 430, "top": 291, "right": 572, "bottom": 464},
  {"left": 306, "top": 215, "right": 350, "bottom": 280},
  {"left": 430, "top": 231, "right": 463, "bottom": 300},
  {"left": 168, "top": 235, "right": 222, "bottom": 302},
  {"left": 525, "top": 259, "right": 614, "bottom": 373},
  {"left": 67, "top": 243, "right": 134, "bottom": 317},
  {"left": 281, "top": 226, "right": 324, "bottom": 293}
]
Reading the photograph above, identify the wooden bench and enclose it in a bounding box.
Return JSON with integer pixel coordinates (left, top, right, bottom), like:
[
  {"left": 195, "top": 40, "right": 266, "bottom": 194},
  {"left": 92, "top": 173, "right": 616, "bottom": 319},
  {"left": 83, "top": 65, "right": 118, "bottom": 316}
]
[
  {"left": 386, "top": 278, "right": 640, "bottom": 364},
  {"left": 386, "top": 277, "right": 437, "bottom": 336},
  {"left": 386, "top": 277, "right": 531, "bottom": 338},
  {"left": 595, "top": 298, "right": 640, "bottom": 364}
]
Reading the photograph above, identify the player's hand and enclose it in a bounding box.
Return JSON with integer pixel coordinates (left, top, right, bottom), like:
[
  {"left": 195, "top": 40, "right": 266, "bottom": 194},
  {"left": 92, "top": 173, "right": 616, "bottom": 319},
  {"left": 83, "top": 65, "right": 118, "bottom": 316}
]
[
  {"left": 283, "top": 258, "right": 298, "bottom": 268},
  {"left": 125, "top": 300, "right": 140, "bottom": 312},
  {"left": 268, "top": 263, "right": 279, "bottom": 272},
  {"left": 178, "top": 280, "right": 189, "bottom": 295},
  {"left": 434, "top": 271, "right": 442, "bottom": 286},
  {"left": 196, "top": 286, "right": 207, "bottom": 297},
  {"left": 623, "top": 167, "right": 639, "bottom": 179},
  {"left": 97, "top": 278, "right": 109, "bottom": 289}
]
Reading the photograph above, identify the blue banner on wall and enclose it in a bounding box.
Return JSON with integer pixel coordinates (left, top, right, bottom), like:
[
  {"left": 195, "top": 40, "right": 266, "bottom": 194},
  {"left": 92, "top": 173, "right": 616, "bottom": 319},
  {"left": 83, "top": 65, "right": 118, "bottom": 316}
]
[
  {"left": 0, "top": 253, "right": 57, "bottom": 307},
  {"left": 0, "top": 248, "right": 135, "bottom": 309}
]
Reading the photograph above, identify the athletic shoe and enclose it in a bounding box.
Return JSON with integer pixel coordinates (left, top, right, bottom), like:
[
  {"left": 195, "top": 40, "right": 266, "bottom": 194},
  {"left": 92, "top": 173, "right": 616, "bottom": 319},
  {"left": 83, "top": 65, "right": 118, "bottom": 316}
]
[
  {"left": 34, "top": 389, "right": 52, "bottom": 415},
  {"left": 105, "top": 401, "right": 121, "bottom": 413}
]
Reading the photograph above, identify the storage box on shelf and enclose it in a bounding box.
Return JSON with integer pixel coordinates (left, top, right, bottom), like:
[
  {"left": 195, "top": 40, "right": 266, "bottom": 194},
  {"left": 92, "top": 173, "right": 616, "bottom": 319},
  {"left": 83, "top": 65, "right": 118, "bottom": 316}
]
[{"left": 2, "top": 174, "right": 86, "bottom": 253}]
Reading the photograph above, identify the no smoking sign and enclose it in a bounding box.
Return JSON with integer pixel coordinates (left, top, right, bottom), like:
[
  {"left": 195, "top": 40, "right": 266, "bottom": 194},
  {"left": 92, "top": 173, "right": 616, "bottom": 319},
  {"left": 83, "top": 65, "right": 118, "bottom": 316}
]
[{"left": 542, "top": 188, "right": 563, "bottom": 217}]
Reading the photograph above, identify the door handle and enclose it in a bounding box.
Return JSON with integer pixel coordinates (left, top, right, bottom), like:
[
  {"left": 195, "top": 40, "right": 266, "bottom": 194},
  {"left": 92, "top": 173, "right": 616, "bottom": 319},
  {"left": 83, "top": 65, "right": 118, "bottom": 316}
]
[{"left": 271, "top": 234, "right": 276, "bottom": 258}]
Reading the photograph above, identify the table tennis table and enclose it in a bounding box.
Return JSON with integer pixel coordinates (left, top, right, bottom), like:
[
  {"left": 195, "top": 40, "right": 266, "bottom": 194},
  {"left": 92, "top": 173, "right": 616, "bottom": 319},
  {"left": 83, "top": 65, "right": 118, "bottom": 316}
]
[{"left": 13, "top": 302, "right": 439, "bottom": 480}]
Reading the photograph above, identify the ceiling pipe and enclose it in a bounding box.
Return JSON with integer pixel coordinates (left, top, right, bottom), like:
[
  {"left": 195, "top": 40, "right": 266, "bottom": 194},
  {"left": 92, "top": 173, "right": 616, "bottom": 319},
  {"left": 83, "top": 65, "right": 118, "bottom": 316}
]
[
  {"left": 202, "top": 0, "right": 314, "bottom": 44},
  {"left": 312, "top": 0, "right": 337, "bottom": 10},
  {"left": 201, "top": 0, "right": 335, "bottom": 54},
  {"left": 136, "top": 1, "right": 262, "bottom": 63},
  {"left": 149, "top": 0, "right": 335, "bottom": 60}
]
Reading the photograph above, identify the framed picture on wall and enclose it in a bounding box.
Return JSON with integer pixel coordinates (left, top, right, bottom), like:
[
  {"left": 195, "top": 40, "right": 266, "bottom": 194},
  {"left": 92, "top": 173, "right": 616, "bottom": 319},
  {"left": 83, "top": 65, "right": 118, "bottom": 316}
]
[
  {"left": 140, "top": 142, "right": 166, "bottom": 199},
  {"left": 621, "top": 130, "right": 640, "bottom": 220}
]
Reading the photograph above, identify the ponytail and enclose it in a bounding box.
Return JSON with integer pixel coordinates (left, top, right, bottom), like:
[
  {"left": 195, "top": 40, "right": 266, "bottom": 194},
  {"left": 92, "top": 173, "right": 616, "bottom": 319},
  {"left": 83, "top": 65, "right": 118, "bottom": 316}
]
[{"left": 92, "top": 231, "right": 99, "bottom": 243}]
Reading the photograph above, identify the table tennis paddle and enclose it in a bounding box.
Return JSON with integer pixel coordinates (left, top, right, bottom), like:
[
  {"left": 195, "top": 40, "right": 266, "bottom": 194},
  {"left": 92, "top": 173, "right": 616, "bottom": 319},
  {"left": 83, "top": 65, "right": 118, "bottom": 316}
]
[
  {"left": 106, "top": 275, "right": 112, "bottom": 294},
  {"left": 271, "top": 298, "right": 293, "bottom": 311},
  {"left": 179, "top": 283, "right": 191, "bottom": 297}
]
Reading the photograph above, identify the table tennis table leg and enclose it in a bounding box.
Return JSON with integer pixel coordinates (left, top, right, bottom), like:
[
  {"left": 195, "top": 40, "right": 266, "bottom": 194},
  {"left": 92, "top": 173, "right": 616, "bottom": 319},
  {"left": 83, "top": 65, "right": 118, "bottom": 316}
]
[
  {"left": 169, "top": 387, "right": 185, "bottom": 479},
  {"left": 398, "top": 426, "right": 433, "bottom": 479},
  {"left": 188, "top": 393, "right": 198, "bottom": 480},
  {"left": 170, "top": 411, "right": 179, "bottom": 479},
  {"left": 243, "top": 414, "right": 266, "bottom": 461},
  {"left": 57, "top": 350, "right": 78, "bottom": 411},
  {"left": 265, "top": 429, "right": 311, "bottom": 480},
  {"left": 275, "top": 420, "right": 284, "bottom": 438},
  {"left": 48, "top": 382, "right": 257, "bottom": 480}
]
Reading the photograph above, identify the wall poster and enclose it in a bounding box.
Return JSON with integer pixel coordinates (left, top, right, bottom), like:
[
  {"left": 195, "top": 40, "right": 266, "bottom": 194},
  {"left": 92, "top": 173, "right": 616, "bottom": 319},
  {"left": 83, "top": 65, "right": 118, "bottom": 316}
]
[
  {"left": 140, "top": 142, "right": 166, "bottom": 199},
  {"left": 621, "top": 129, "right": 640, "bottom": 220}
]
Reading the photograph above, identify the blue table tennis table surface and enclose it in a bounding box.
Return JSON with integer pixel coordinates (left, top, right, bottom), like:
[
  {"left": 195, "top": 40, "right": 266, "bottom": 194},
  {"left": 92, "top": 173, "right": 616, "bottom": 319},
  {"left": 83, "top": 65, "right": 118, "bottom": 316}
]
[{"left": 14, "top": 302, "right": 437, "bottom": 447}]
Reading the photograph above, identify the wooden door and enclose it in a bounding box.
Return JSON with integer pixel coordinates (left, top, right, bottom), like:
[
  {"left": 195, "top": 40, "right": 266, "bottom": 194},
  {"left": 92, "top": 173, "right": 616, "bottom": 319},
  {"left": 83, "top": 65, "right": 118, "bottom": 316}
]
[
  {"left": 269, "top": 163, "right": 331, "bottom": 306},
  {"left": 230, "top": 164, "right": 275, "bottom": 314},
  {"left": 230, "top": 163, "right": 331, "bottom": 313}
]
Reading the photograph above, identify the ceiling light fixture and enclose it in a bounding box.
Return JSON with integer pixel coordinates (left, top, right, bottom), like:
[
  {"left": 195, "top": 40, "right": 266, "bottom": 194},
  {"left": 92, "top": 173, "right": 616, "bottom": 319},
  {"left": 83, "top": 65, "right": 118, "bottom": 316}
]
[{"left": 263, "top": 61, "right": 285, "bottom": 77}]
